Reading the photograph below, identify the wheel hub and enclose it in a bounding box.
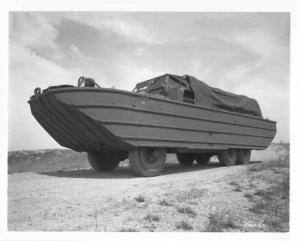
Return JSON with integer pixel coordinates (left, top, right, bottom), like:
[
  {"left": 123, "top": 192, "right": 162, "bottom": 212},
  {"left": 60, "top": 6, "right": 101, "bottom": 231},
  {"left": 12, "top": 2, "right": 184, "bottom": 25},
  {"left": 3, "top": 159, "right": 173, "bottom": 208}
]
[{"left": 147, "top": 149, "right": 159, "bottom": 164}]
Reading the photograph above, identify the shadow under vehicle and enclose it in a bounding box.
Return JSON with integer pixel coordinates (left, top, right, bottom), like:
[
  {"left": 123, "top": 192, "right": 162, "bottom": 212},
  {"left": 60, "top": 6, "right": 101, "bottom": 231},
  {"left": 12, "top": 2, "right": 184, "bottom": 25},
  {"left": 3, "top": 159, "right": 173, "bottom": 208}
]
[{"left": 28, "top": 74, "right": 276, "bottom": 177}]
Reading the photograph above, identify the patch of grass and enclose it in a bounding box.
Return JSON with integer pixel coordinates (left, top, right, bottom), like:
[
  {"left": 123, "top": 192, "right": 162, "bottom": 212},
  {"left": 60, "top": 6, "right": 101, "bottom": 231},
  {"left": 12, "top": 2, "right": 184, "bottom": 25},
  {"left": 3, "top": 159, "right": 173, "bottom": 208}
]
[
  {"left": 177, "top": 206, "right": 197, "bottom": 218},
  {"left": 244, "top": 193, "right": 252, "bottom": 198},
  {"left": 158, "top": 199, "right": 173, "bottom": 207},
  {"left": 175, "top": 220, "right": 193, "bottom": 231},
  {"left": 144, "top": 214, "right": 160, "bottom": 222},
  {"left": 248, "top": 165, "right": 263, "bottom": 172},
  {"left": 143, "top": 223, "right": 156, "bottom": 232},
  {"left": 119, "top": 228, "right": 138, "bottom": 232},
  {"left": 134, "top": 195, "right": 145, "bottom": 202},
  {"left": 233, "top": 187, "right": 242, "bottom": 192},
  {"left": 90, "top": 209, "right": 103, "bottom": 230},
  {"left": 205, "top": 209, "right": 239, "bottom": 232},
  {"left": 139, "top": 203, "right": 149, "bottom": 209},
  {"left": 176, "top": 188, "right": 207, "bottom": 202},
  {"left": 249, "top": 202, "right": 267, "bottom": 214},
  {"left": 229, "top": 181, "right": 242, "bottom": 192},
  {"left": 28, "top": 216, "right": 32, "bottom": 226},
  {"left": 249, "top": 182, "right": 289, "bottom": 215},
  {"left": 253, "top": 189, "right": 270, "bottom": 199}
]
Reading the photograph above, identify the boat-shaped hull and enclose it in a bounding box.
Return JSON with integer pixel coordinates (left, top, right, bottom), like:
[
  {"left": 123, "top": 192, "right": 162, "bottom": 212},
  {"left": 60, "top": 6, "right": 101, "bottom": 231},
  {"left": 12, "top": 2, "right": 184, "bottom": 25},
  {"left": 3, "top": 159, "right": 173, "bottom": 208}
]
[{"left": 29, "top": 87, "right": 276, "bottom": 153}]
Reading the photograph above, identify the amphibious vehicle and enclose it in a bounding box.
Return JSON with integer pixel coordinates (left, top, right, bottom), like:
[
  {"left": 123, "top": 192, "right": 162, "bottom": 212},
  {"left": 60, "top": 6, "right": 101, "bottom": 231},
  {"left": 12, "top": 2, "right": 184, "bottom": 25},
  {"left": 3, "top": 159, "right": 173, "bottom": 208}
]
[{"left": 28, "top": 74, "right": 276, "bottom": 176}]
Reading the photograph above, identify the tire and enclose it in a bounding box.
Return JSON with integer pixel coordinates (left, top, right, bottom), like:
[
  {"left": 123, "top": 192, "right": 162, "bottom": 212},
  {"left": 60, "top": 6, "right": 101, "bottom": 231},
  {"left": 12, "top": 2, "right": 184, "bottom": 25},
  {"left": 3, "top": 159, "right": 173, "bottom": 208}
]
[
  {"left": 176, "top": 153, "right": 194, "bottom": 166},
  {"left": 237, "top": 149, "right": 251, "bottom": 165},
  {"left": 87, "top": 152, "right": 125, "bottom": 171},
  {"left": 195, "top": 153, "right": 211, "bottom": 165},
  {"left": 129, "top": 148, "right": 166, "bottom": 177},
  {"left": 217, "top": 149, "right": 238, "bottom": 166}
]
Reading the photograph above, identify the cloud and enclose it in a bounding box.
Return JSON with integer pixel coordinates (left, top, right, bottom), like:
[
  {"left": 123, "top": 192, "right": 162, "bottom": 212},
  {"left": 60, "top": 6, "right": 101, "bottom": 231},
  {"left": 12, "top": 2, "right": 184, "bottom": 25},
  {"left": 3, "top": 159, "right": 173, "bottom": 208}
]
[
  {"left": 10, "top": 41, "right": 79, "bottom": 88},
  {"left": 69, "top": 43, "right": 81, "bottom": 57},
  {"left": 100, "top": 17, "right": 163, "bottom": 44},
  {"left": 10, "top": 12, "right": 59, "bottom": 49},
  {"left": 62, "top": 13, "right": 163, "bottom": 45}
]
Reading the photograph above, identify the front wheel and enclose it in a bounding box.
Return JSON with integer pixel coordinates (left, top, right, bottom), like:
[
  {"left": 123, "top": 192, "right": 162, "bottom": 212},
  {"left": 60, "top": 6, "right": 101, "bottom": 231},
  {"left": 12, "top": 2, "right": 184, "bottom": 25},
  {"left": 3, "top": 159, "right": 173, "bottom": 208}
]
[
  {"left": 87, "top": 152, "right": 126, "bottom": 171},
  {"left": 129, "top": 148, "right": 166, "bottom": 177}
]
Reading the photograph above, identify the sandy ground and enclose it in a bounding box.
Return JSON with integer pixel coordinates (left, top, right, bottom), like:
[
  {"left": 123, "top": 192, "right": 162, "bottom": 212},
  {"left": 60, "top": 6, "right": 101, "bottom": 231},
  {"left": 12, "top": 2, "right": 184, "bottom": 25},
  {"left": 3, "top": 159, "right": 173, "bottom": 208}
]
[{"left": 8, "top": 144, "right": 289, "bottom": 231}]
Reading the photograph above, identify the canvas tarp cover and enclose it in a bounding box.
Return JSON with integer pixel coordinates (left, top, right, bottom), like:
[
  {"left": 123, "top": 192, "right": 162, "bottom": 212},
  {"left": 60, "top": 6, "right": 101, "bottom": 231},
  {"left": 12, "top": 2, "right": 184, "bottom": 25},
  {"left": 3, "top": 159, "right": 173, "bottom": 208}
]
[{"left": 167, "top": 74, "right": 263, "bottom": 118}]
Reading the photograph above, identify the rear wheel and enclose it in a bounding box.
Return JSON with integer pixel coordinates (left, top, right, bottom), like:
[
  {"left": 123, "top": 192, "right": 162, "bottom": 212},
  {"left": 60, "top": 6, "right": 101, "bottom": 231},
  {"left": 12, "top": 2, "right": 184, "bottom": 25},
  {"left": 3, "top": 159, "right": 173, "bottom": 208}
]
[
  {"left": 195, "top": 153, "right": 211, "bottom": 165},
  {"left": 217, "top": 149, "right": 238, "bottom": 166},
  {"left": 129, "top": 148, "right": 166, "bottom": 177},
  {"left": 237, "top": 149, "right": 251, "bottom": 165},
  {"left": 87, "top": 151, "right": 126, "bottom": 171},
  {"left": 176, "top": 153, "right": 194, "bottom": 166}
]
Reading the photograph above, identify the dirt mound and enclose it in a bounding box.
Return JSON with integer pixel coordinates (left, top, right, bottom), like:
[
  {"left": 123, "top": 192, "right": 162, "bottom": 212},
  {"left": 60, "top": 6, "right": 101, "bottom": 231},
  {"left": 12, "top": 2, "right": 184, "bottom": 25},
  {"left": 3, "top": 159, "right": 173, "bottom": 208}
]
[
  {"left": 8, "top": 149, "right": 89, "bottom": 174},
  {"left": 251, "top": 143, "right": 289, "bottom": 161}
]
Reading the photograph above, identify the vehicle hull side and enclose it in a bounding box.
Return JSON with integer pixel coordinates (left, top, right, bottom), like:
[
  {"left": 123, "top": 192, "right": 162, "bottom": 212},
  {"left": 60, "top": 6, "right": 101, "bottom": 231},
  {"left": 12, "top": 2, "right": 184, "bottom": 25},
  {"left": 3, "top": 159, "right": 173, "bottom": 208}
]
[{"left": 30, "top": 88, "right": 277, "bottom": 152}]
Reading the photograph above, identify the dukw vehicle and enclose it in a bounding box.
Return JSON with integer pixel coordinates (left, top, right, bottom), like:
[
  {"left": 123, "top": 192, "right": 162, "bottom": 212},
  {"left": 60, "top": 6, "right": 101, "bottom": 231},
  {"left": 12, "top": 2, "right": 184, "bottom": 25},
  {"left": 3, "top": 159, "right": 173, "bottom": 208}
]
[{"left": 28, "top": 74, "right": 276, "bottom": 177}]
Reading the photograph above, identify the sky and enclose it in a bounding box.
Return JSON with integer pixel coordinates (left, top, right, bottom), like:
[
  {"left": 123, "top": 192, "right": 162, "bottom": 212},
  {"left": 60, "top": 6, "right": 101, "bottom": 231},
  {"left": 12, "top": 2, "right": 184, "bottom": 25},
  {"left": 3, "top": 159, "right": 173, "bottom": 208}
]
[{"left": 8, "top": 12, "right": 290, "bottom": 151}]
